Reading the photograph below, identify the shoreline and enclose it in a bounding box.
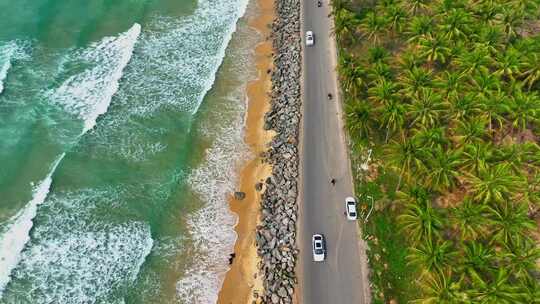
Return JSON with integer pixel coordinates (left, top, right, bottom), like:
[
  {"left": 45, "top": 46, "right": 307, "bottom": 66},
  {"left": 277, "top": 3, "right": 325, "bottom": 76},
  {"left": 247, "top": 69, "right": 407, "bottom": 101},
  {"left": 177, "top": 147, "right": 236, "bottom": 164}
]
[{"left": 216, "top": 0, "right": 275, "bottom": 302}]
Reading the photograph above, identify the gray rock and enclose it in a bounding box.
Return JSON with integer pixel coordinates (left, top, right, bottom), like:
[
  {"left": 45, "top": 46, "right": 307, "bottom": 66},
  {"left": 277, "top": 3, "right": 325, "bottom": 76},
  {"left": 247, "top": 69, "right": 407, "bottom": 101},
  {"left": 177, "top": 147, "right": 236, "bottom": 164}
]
[
  {"left": 234, "top": 191, "right": 246, "bottom": 200},
  {"left": 278, "top": 286, "right": 288, "bottom": 297}
]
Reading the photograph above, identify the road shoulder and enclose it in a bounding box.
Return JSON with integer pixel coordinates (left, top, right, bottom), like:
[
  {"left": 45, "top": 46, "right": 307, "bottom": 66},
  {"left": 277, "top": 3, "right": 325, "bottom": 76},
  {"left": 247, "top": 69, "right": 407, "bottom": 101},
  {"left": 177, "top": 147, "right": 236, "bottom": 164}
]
[{"left": 326, "top": 5, "right": 372, "bottom": 304}]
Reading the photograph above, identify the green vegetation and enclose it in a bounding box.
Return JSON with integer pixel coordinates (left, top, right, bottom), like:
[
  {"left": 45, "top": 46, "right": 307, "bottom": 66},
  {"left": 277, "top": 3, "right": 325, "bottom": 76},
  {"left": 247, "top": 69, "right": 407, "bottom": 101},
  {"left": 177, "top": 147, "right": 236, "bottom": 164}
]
[{"left": 333, "top": 0, "right": 540, "bottom": 302}]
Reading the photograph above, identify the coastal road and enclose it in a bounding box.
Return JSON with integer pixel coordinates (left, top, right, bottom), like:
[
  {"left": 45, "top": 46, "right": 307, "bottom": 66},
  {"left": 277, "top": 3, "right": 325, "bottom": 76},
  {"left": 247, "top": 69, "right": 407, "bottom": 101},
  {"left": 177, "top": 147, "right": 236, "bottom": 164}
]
[{"left": 297, "top": 0, "right": 370, "bottom": 303}]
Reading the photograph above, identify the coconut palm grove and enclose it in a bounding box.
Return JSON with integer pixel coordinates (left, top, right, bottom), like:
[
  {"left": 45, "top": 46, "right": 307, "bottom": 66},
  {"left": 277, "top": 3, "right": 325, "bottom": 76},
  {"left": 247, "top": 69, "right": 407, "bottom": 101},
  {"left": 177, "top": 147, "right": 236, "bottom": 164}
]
[{"left": 333, "top": 0, "right": 540, "bottom": 302}]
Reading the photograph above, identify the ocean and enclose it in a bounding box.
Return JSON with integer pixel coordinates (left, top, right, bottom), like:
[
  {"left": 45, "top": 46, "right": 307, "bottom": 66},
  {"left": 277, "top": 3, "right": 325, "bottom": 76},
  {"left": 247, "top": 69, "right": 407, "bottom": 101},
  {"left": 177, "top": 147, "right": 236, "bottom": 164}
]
[{"left": 0, "top": 0, "right": 259, "bottom": 302}]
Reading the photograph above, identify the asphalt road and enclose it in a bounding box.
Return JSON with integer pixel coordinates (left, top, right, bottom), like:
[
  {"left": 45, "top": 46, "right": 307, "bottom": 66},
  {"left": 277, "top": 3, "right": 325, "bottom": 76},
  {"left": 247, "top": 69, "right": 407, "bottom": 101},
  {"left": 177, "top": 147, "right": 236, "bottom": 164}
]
[{"left": 297, "top": 0, "right": 368, "bottom": 303}]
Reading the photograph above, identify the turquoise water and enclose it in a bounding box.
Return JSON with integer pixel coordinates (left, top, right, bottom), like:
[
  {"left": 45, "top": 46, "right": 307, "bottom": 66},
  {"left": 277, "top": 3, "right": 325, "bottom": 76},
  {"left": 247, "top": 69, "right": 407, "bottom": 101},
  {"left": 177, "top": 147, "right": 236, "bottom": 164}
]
[{"left": 0, "top": 0, "right": 258, "bottom": 302}]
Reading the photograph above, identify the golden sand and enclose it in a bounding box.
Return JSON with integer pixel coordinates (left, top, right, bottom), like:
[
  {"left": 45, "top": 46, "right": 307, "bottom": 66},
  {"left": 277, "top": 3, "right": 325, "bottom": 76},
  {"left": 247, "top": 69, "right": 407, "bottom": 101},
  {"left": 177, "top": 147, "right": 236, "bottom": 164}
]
[{"left": 216, "top": 0, "right": 274, "bottom": 302}]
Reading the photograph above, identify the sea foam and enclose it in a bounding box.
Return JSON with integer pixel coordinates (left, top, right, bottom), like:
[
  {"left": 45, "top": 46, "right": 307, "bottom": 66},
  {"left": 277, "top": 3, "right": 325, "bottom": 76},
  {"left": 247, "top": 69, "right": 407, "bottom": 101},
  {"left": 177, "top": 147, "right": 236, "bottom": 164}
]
[
  {"left": 177, "top": 27, "right": 256, "bottom": 303},
  {"left": 178, "top": 114, "right": 250, "bottom": 304},
  {"left": 47, "top": 23, "right": 141, "bottom": 133},
  {"left": 0, "top": 153, "right": 64, "bottom": 297},
  {"left": 1, "top": 189, "right": 153, "bottom": 303},
  {"left": 109, "top": 0, "right": 248, "bottom": 117},
  {"left": 0, "top": 41, "right": 25, "bottom": 95},
  {"left": 173, "top": 0, "right": 255, "bottom": 301}
]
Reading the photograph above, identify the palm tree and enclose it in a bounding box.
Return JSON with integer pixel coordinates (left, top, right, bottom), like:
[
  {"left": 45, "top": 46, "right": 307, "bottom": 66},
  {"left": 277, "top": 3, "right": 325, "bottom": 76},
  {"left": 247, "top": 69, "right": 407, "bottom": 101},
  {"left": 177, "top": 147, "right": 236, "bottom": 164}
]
[
  {"left": 488, "top": 201, "right": 536, "bottom": 245},
  {"left": 439, "top": 8, "right": 473, "bottom": 41},
  {"left": 475, "top": 26, "right": 503, "bottom": 55},
  {"left": 413, "top": 126, "right": 449, "bottom": 149},
  {"left": 453, "top": 118, "right": 488, "bottom": 146},
  {"left": 341, "top": 64, "right": 365, "bottom": 96},
  {"left": 447, "top": 93, "right": 483, "bottom": 123},
  {"left": 418, "top": 33, "right": 452, "bottom": 64},
  {"left": 469, "top": 268, "right": 527, "bottom": 303},
  {"left": 493, "top": 48, "right": 521, "bottom": 81},
  {"left": 330, "top": 0, "right": 346, "bottom": 11},
  {"left": 338, "top": 53, "right": 365, "bottom": 95},
  {"left": 521, "top": 276, "right": 540, "bottom": 303},
  {"left": 461, "top": 142, "right": 493, "bottom": 176},
  {"left": 480, "top": 91, "right": 510, "bottom": 131},
  {"left": 434, "top": 0, "right": 467, "bottom": 13},
  {"left": 398, "top": 49, "right": 426, "bottom": 71},
  {"left": 473, "top": 0, "right": 501, "bottom": 25},
  {"left": 376, "top": 0, "right": 398, "bottom": 8},
  {"left": 398, "top": 198, "right": 444, "bottom": 243},
  {"left": 378, "top": 98, "right": 407, "bottom": 141},
  {"left": 407, "top": 88, "right": 447, "bottom": 128},
  {"left": 521, "top": 53, "right": 540, "bottom": 89},
  {"left": 497, "top": 7, "right": 524, "bottom": 42},
  {"left": 425, "top": 147, "right": 462, "bottom": 192},
  {"left": 368, "top": 79, "right": 398, "bottom": 105},
  {"left": 455, "top": 43, "right": 491, "bottom": 74},
  {"left": 469, "top": 70, "right": 501, "bottom": 99},
  {"left": 412, "top": 269, "right": 466, "bottom": 304},
  {"left": 502, "top": 237, "right": 540, "bottom": 281},
  {"left": 465, "top": 164, "right": 525, "bottom": 204},
  {"left": 399, "top": 67, "right": 433, "bottom": 97},
  {"left": 367, "top": 62, "right": 393, "bottom": 82},
  {"left": 507, "top": 90, "right": 540, "bottom": 132},
  {"left": 386, "top": 4, "right": 408, "bottom": 34},
  {"left": 396, "top": 183, "right": 430, "bottom": 207},
  {"left": 510, "top": 0, "right": 539, "bottom": 14},
  {"left": 450, "top": 197, "right": 490, "bottom": 240},
  {"left": 407, "top": 15, "right": 433, "bottom": 42},
  {"left": 492, "top": 142, "right": 540, "bottom": 175},
  {"left": 522, "top": 172, "right": 540, "bottom": 208},
  {"left": 359, "top": 11, "right": 388, "bottom": 45},
  {"left": 459, "top": 241, "right": 496, "bottom": 282},
  {"left": 403, "top": 0, "right": 430, "bottom": 15},
  {"left": 434, "top": 71, "right": 465, "bottom": 100},
  {"left": 367, "top": 45, "right": 391, "bottom": 64},
  {"left": 345, "top": 100, "right": 376, "bottom": 140},
  {"left": 386, "top": 136, "right": 428, "bottom": 189},
  {"left": 407, "top": 238, "right": 456, "bottom": 275},
  {"left": 334, "top": 8, "right": 360, "bottom": 43}
]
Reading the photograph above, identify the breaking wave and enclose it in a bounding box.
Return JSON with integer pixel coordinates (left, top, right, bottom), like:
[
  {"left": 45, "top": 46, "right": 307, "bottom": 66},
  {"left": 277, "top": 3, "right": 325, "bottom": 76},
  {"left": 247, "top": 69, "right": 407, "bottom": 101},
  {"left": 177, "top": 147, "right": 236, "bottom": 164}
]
[
  {"left": 1, "top": 189, "right": 153, "bottom": 304},
  {"left": 111, "top": 0, "right": 249, "bottom": 117},
  {"left": 47, "top": 23, "right": 141, "bottom": 133},
  {"left": 0, "top": 154, "right": 64, "bottom": 297},
  {"left": 0, "top": 41, "right": 26, "bottom": 95}
]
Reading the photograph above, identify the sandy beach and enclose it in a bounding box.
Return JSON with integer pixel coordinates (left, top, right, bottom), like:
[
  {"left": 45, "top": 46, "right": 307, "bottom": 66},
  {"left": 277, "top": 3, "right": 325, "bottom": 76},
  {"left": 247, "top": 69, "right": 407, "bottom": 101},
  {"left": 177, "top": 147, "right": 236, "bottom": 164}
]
[{"left": 216, "top": 0, "right": 274, "bottom": 302}]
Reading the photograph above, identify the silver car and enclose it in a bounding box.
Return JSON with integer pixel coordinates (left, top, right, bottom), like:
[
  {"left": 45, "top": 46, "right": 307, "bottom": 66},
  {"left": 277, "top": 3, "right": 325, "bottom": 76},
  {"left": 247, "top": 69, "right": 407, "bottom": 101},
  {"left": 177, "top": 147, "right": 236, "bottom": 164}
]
[
  {"left": 305, "top": 31, "right": 314, "bottom": 46},
  {"left": 345, "top": 196, "right": 357, "bottom": 221},
  {"left": 312, "top": 234, "right": 326, "bottom": 262}
]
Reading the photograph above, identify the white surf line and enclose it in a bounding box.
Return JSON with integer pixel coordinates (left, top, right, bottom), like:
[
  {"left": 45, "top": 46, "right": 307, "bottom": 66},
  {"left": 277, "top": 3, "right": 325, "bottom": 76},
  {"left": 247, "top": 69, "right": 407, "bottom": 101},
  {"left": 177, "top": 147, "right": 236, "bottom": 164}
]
[
  {"left": 82, "top": 23, "right": 140, "bottom": 133},
  {"left": 190, "top": 0, "right": 250, "bottom": 115},
  {"left": 0, "top": 153, "right": 64, "bottom": 297},
  {"left": 51, "top": 23, "right": 141, "bottom": 133},
  {"left": 0, "top": 23, "right": 141, "bottom": 298},
  {"left": 0, "top": 59, "right": 11, "bottom": 94},
  {"left": 0, "top": 41, "right": 18, "bottom": 95},
  {"left": 175, "top": 0, "right": 252, "bottom": 299}
]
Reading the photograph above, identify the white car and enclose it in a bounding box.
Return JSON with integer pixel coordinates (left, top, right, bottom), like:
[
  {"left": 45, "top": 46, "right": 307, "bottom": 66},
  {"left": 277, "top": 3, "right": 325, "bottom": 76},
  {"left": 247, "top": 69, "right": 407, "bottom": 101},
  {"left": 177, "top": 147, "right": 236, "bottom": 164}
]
[
  {"left": 312, "top": 234, "right": 326, "bottom": 262},
  {"left": 345, "top": 196, "right": 357, "bottom": 221},
  {"left": 305, "top": 31, "right": 314, "bottom": 46}
]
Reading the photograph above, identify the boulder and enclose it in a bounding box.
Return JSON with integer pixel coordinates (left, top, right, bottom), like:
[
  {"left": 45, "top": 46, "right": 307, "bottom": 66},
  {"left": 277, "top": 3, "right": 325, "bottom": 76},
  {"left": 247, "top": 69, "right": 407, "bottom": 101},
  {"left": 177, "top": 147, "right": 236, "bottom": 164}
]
[{"left": 234, "top": 191, "right": 246, "bottom": 200}]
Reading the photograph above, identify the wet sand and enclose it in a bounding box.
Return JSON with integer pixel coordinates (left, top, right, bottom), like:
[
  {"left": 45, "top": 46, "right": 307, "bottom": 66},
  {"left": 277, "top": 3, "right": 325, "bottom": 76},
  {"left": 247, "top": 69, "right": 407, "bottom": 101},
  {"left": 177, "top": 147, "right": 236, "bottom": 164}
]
[{"left": 216, "top": 0, "right": 274, "bottom": 302}]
